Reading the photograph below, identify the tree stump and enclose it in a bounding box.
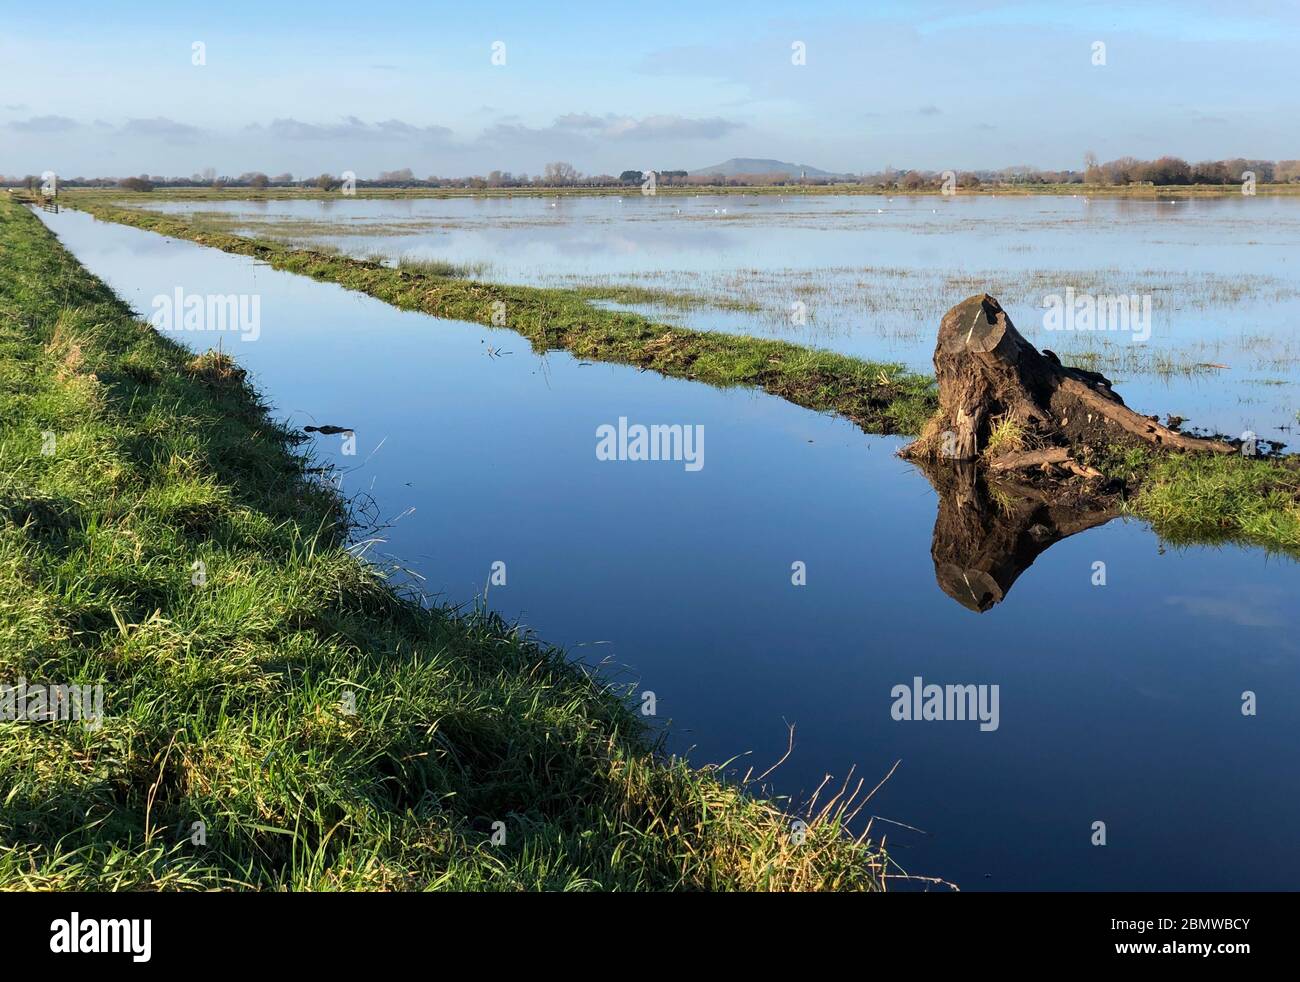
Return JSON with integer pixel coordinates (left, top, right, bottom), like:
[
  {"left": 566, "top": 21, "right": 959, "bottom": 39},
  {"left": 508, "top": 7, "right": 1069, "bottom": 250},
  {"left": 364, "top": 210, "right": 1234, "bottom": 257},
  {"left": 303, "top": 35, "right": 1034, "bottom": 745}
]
[{"left": 901, "top": 294, "right": 1234, "bottom": 465}]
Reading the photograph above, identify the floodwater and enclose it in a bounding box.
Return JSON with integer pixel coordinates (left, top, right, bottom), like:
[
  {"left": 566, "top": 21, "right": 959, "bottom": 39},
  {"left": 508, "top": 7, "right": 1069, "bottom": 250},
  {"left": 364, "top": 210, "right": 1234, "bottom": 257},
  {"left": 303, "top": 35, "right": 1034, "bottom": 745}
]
[
  {"left": 138, "top": 193, "right": 1300, "bottom": 444},
  {"left": 39, "top": 205, "right": 1300, "bottom": 890}
]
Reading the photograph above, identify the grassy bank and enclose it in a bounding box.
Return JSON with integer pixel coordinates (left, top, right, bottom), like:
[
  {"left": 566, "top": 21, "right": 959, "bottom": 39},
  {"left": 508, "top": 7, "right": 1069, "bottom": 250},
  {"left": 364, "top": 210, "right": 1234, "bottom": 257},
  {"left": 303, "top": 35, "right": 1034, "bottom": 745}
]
[
  {"left": 59, "top": 195, "right": 1300, "bottom": 559},
  {"left": 66, "top": 196, "right": 938, "bottom": 437},
  {"left": 1108, "top": 447, "right": 1300, "bottom": 554},
  {"left": 0, "top": 196, "right": 893, "bottom": 890}
]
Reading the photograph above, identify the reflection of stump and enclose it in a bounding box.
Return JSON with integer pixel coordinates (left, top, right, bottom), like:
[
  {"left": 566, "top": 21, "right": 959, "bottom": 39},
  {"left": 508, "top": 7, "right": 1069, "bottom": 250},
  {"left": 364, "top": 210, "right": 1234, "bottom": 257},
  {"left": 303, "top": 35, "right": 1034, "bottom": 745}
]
[
  {"left": 902, "top": 294, "right": 1233, "bottom": 464},
  {"left": 918, "top": 460, "right": 1119, "bottom": 612}
]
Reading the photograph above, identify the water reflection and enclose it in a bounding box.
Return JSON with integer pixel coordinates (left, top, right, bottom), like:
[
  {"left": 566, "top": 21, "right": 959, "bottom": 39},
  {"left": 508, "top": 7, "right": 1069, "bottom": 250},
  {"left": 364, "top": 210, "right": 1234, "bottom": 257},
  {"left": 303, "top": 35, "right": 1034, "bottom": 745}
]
[{"left": 914, "top": 460, "right": 1119, "bottom": 612}]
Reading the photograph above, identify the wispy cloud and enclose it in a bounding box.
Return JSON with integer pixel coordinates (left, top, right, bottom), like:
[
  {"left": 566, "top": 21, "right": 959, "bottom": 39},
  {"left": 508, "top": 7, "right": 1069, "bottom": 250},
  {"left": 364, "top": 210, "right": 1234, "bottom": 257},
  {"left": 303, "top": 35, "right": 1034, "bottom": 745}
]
[
  {"left": 9, "top": 115, "right": 79, "bottom": 133},
  {"left": 1164, "top": 589, "right": 1289, "bottom": 629},
  {"left": 553, "top": 113, "right": 741, "bottom": 140},
  {"left": 253, "top": 116, "right": 453, "bottom": 143},
  {"left": 120, "top": 117, "right": 204, "bottom": 144}
]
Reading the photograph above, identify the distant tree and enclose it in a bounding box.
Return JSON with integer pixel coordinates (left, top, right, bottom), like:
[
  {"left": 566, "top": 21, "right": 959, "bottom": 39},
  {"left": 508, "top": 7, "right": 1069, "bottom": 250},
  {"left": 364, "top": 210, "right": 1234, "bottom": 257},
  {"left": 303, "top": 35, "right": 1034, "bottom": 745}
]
[
  {"left": 543, "top": 161, "right": 579, "bottom": 185},
  {"left": 248, "top": 173, "right": 270, "bottom": 189},
  {"left": 1191, "top": 160, "right": 1229, "bottom": 184},
  {"left": 619, "top": 170, "right": 643, "bottom": 183},
  {"left": 271, "top": 172, "right": 293, "bottom": 184},
  {"left": 1083, "top": 151, "right": 1102, "bottom": 184},
  {"left": 118, "top": 176, "right": 154, "bottom": 192},
  {"left": 1244, "top": 159, "right": 1275, "bottom": 183},
  {"left": 315, "top": 173, "right": 340, "bottom": 191},
  {"left": 1139, "top": 156, "right": 1191, "bottom": 185},
  {"left": 377, "top": 168, "right": 415, "bottom": 183}
]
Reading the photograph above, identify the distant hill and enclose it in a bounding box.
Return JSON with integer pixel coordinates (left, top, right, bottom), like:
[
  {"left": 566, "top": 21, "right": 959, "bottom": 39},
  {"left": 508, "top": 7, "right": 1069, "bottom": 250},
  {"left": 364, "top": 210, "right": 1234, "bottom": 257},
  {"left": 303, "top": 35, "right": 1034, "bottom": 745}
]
[{"left": 688, "top": 157, "right": 837, "bottom": 178}]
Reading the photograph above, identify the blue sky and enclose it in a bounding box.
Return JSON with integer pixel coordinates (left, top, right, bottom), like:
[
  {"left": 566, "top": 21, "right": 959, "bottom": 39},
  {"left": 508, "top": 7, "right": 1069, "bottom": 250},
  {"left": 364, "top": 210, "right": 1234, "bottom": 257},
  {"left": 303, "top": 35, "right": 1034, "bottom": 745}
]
[{"left": 2, "top": 0, "right": 1296, "bottom": 177}]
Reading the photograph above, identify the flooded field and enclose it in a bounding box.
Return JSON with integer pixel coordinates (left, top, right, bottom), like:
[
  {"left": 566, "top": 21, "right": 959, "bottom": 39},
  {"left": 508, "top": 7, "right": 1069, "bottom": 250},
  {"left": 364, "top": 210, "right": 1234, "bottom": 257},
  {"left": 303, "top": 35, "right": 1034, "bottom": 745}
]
[
  {"left": 131, "top": 193, "right": 1300, "bottom": 445},
  {"left": 40, "top": 205, "right": 1300, "bottom": 891}
]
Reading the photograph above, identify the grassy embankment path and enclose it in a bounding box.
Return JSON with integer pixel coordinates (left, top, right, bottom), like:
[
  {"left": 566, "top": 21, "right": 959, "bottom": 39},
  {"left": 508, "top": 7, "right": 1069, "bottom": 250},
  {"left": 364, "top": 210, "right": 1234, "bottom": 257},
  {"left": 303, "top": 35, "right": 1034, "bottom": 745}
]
[
  {"left": 66, "top": 194, "right": 1300, "bottom": 557},
  {"left": 0, "top": 195, "right": 891, "bottom": 890}
]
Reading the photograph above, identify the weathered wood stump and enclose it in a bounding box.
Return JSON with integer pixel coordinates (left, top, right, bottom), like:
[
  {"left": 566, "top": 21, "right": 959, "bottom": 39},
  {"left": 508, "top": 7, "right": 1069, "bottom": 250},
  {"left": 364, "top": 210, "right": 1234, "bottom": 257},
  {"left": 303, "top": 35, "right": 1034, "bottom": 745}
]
[{"left": 901, "top": 294, "right": 1233, "bottom": 468}]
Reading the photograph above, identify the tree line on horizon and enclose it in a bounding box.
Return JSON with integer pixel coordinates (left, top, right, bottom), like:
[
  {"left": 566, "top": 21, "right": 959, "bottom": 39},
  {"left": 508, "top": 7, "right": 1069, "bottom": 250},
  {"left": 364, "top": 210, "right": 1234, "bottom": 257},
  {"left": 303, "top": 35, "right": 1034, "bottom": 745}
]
[{"left": 6, "top": 155, "right": 1299, "bottom": 191}]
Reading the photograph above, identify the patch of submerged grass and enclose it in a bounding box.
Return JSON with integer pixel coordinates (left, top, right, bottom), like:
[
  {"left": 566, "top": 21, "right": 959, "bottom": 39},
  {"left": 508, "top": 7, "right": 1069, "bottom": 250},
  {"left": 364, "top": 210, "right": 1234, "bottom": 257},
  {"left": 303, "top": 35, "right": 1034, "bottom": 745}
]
[
  {"left": 1058, "top": 345, "right": 1229, "bottom": 379},
  {"left": 71, "top": 198, "right": 938, "bottom": 437},
  {"left": 572, "top": 281, "right": 763, "bottom": 314},
  {"left": 395, "top": 255, "right": 488, "bottom": 278},
  {"left": 0, "top": 196, "right": 894, "bottom": 891}
]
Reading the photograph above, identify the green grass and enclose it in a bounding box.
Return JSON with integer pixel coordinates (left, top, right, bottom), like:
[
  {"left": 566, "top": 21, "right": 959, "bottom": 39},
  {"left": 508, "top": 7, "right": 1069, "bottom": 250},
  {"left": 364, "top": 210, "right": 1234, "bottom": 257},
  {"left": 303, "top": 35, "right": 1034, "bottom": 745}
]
[
  {"left": 982, "top": 414, "right": 1027, "bottom": 460},
  {"left": 1097, "top": 446, "right": 1300, "bottom": 553},
  {"left": 66, "top": 197, "right": 940, "bottom": 437},
  {"left": 0, "top": 195, "right": 894, "bottom": 891}
]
